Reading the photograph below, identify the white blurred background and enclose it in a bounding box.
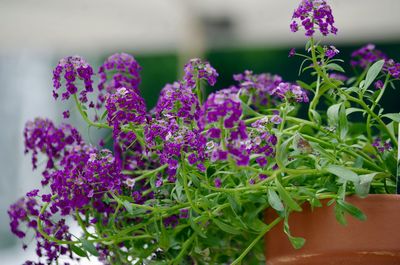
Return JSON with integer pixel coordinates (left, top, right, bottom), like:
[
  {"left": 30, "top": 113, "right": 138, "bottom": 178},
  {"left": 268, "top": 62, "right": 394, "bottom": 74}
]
[{"left": 1, "top": 0, "right": 399, "bottom": 264}]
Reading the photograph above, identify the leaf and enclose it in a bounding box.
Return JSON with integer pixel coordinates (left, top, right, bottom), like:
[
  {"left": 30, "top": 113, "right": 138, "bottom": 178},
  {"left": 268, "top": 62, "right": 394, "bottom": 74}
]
[
  {"left": 334, "top": 203, "right": 347, "bottom": 226},
  {"left": 189, "top": 213, "right": 207, "bottom": 238},
  {"left": 70, "top": 245, "right": 88, "bottom": 258},
  {"left": 275, "top": 178, "right": 302, "bottom": 212},
  {"left": 337, "top": 200, "right": 367, "bottom": 221},
  {"left": 364, "top": 60, "right": 385, "bottom": 90},
  {"left": 382, "top": 113, "right": 400, "bottom": 123},
  {"left": 276, "top": 135, "right": 294, "bottom": 166},
  {"left": 309, "top": 109, "right": 321, "bottom": 124},
  {"left": 241, "top": 100, "right": 261, "bottom": 117},
  {"left": 325, "top": 63, "right": 345, "bottom": 73},
  {"left": 283, "top": 213, "right": 305, "bottom": 249},
  {"left": 346, "top": 107, "right": 365, "bottom": 116},
  {"left": 296, "top": 80, "right": 313, "bottom": 91},
  {"left": 355, "top": 173, "right": 378, "bottom": 198},
  {"left": 267, "top": 189, "right": 284, "bottom": 212},
  {"left": 327, "top": 103, "right": 341, "bottom": 128},
  {"left": 212, "top": 218, "right": 241, "bottom": 235},
  {"left": 81, "top": 238, "right": 99, "bottom": 257},
  {"left": 326, "top": 165, "right": 359, "bottom": 183}
]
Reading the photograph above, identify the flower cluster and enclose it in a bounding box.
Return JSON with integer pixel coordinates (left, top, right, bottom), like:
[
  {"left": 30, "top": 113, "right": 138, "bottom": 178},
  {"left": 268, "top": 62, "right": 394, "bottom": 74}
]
[
  {"left": 105, "top": 87, "right": 147, "bottom": 142},
  {"left": 97, "top": 53, "right": 142, "bottom": 109},
  {"left": 350, "top": 44, "right": 388, "bottom": 69},
  {"left": 23, "top": 118, "right": 82, "bottom": 172},
  {"left": 155, "top": 82, "right": 202, "bottom": 123},
  {"left": 183, "top": 58, "right": 218, "bottom": 89},
  {"left": 8, "top": 197, "right": 76, "bottom": 265},
  {"left": 290, "top": 0, "right": 337, "bottom": 37},
  {"left": 52, "top": 56, "right": 94, "bottom": 103}
]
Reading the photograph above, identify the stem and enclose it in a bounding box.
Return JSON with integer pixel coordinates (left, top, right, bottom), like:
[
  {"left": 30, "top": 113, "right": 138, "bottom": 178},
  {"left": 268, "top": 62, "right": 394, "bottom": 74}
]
[
  {"left": 366, "top": 74, "right": 390, "bottom": 141},
  {"left": 230, "top": 217, "right": 283, "bottom": 265},
  {"left": 73, "top": 94, "right": 112, "bottom": 129}
]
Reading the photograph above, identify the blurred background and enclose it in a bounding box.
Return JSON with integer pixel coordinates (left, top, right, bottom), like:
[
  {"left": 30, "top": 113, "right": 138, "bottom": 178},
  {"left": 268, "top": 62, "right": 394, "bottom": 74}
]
[{"left": 0, "top": 0, "right": 399, "bottom": 263}]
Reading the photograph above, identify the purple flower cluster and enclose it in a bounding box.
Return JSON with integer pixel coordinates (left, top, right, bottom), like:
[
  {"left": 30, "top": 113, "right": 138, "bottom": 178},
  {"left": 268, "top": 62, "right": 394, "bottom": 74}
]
[
  {"left": 105, "top": 87, "right": 147, "bottom": 143},
  {"left": 203, "top": 89, "right": 277, "bottom": 167},
  {"left": 145, "top": 118, "right": 206, "bottom": 180},
  {"left": 351, "top": 44, "right": 400, "bottom": 79},
  {"left": 290, "top": 0, "right": 337, "bottom": 37},
  {"left": 350, "top": 44, "right": 388, "bottom": 69},
  {"left": 232, "top": 71, "right": 309, "bottom": 106},
  {"left": 384, "top": 59, "right": 400, "bottom": 79},
  {"left": 24, "top": 118, "right": 82, "bottom": 172},
  {"left": 183, "top": 58, "right": 218, "bottom": 89},
  {"left": 52, "top": 56, "right": 94, "bottom": 102},
  {"left": 372, "top": 138, "right": 392, "bottom": 153},
  {"left": 155, "top": 82, "right": 202, "bottom": 123},
  {"left": 8, "top": 197, "right": 76, "bottom": 264},
  {"left": 97, "top": 53, "right": 142, "bottom": 109}
]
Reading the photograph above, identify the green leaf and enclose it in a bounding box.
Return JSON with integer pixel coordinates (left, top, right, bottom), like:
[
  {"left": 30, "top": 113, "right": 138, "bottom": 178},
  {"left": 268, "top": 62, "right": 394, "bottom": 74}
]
[
  {"left": 325, "top": 63, "right": 345, "bottom": 73},
  {"left": 241, "top": 100, "right": 262, "bottom": 117},
  {"left": 289, "top": 236, "right": 306, "bottom": 249},
  {"left": 337, "top": 200, "right": 367, "bottom": 221},
  {"left": 70, "top": 245, "right": 88, "bottom": 258},
  {"left": 309, "top": 109, "right": 321, "bottom": 124},
  {"left": 326, "top": 165, "right": 359, "bottom": 183},
  {"left": 364, "top": 60, "right": 385, "bottom": 90},
  {"left": 189, "top": 213, "right": 207, "bottom": 238},
  {"left": 267, "top": 189, "right": 284, "bottom": 212},
  {"left": 334, "top": 203, "right": 347, "bottom": 226},
  {"left": 275, "top": 178, "right": 302, "bottom": 212},
  {"left": 276, "top": 135, "right": 294, "bottom": 166},
  {"left": 81, "top": 238, "right": 99, "bottom": 257},
  {"left": 327, "top": 103, "right": 341, "bottom": 128},
  {"left": 355, "top": 173, "right": 378, "bottom": 198},
  {"left": 283, "top": 213, "right": 305, "bottom": 249},
  {"left": 382, "top": 113, "right": 400, "bottom": 123},
  {"left": 212, "top": 218, "right": 241, "bottom": 235}
]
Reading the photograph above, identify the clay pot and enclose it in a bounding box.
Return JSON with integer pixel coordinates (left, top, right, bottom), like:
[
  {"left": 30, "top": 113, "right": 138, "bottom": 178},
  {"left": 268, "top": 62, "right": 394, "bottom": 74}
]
[{"left": 264, "top": 194, "right": 400, "bottom": 265}]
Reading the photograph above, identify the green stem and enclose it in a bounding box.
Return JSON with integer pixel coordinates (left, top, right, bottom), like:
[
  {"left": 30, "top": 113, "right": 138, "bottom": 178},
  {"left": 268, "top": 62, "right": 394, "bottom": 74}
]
[
  {"left": 366, "top": 74, "right": 390, "bottom": 141},
  {"left": 73, "top": 94, "right": 112, "bottom": 129},
  {"left": 230, "top": 217, "right": 283, "bottom": 265}
]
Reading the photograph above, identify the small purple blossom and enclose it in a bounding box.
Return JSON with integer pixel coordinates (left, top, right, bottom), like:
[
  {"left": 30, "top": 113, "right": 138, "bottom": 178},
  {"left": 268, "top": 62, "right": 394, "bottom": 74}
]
[
  {"left": 214, "top": 178, "right": 222, "bottom": 188},
  {"left": 325, "top": 46, "right": 339, "bottom": 59},
  {"left": 374, "top": 80, "right": 384, "bottom": 89},
  {"left": 289, "top": 48, "right": 296, "bottom": 57},
  {"left": 179, "top": 209, "right": 189, "bottom": 219}
]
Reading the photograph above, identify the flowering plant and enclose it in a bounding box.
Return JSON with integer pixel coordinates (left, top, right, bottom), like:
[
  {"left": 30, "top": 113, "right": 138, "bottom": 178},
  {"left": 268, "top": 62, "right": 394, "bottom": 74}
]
[{"left": 9, "top": 0, "right": 400, "bottom": 264}]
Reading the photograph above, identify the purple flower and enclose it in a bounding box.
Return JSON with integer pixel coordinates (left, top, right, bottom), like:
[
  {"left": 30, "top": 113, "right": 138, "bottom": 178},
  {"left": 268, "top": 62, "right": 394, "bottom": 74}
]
[
  {"left": 214, "top": 178, "right": 222, "bottom": 188},
  {"left": 289, "top": 48, "right": 296, "bottom": 57},
  {"left": 325, "top": 46, "right": 339, "bottom": 59},
  {"left": 179, "top": 209, "right": 189, "bottom": 219},
  {"left": 291, "top": 0, "right": 337, "bottom": 37},
  {"left": 374, "top": 80, "right": 384, "bottom": 89},
  {"left": 26, "top": 189, "right": 39, "bottom": 197},
  {"left": 62, "top": 110, "right": 70, "bottom": 119},
  {"left": 329, "top": 73, "right": 348, "bottom": 82}
]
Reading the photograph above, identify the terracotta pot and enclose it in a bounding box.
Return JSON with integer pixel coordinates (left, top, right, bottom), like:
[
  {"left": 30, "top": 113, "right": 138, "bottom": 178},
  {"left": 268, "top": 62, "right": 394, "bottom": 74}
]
[{"left": 264, "top": 194, "right": 400, "bottom": 265}]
